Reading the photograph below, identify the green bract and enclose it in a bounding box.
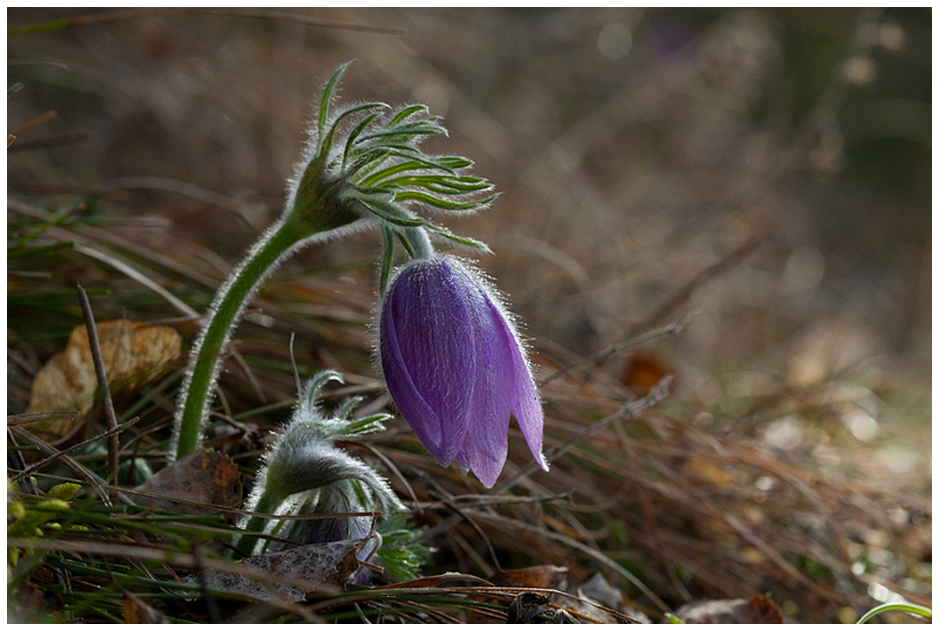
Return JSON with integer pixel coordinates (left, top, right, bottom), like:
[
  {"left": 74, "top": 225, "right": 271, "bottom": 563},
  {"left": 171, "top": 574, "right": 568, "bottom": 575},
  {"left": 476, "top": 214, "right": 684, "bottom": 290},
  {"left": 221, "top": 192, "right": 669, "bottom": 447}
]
[{"left": 290, "top": 63, "right": 495, "bottom": 291}]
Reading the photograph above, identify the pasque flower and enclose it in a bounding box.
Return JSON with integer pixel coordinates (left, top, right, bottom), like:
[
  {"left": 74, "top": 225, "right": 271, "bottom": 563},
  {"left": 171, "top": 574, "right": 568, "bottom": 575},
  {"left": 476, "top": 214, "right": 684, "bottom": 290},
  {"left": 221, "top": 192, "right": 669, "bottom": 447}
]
[
  {"left": 235, "top": 371, "right": 404, "bottom": 559},
  {"left": 171, "top": 63, "right": 494, "bottom": 461},
  {"left": 379, "top": 255, "right": 549, "bottom": 488}
]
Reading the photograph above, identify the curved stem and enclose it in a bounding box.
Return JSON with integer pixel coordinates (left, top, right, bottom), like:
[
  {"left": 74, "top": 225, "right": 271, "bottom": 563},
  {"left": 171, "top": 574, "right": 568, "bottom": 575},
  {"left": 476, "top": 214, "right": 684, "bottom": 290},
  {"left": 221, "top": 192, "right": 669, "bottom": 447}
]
[
  {"left": 404, "top": 226, "right": 434, "bottom": 260},
  {"left": 174, "top": 218, "right": 304, "bottom": 460},
  {"left": 234, "top": 490, "right": 285, "bottom": 557}
]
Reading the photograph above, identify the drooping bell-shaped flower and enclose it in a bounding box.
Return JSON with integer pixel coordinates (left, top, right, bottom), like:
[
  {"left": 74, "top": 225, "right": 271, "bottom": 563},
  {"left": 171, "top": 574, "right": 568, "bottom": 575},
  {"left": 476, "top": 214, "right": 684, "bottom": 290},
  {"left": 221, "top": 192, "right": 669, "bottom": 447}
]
[{"left": 379, "top": 255, "right": 549, "bottom": 488}]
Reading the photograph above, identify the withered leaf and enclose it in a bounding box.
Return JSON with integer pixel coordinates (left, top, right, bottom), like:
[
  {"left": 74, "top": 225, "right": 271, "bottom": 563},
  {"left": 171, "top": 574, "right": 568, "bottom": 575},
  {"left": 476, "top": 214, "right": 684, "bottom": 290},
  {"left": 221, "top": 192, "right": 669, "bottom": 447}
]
[
  {"left": 621, "top": 352, "right": 671, "bottom": 397},
  {"left": 129, "top": 450, "right": 242, "bottom": 515},
  {"left": 672, "top": 592, "right": 784, "bottom": 624},
  {"left": 682, "top": 456, "right": 738, "bottom": 488},
  {"left": 577, "top": 571, "right": 623, "bottom": 609},
  {"left": 189, "top": 540, "right": 365, "bottom": 602},
  {"left": 746, "top": 592, "right": 786, "bottom": 624},
  {"left": 490, "top": 565, "right": 568, "bottom": 590},
  {"left": 26, "top": 319, "right": 181, "bottom": 439}
]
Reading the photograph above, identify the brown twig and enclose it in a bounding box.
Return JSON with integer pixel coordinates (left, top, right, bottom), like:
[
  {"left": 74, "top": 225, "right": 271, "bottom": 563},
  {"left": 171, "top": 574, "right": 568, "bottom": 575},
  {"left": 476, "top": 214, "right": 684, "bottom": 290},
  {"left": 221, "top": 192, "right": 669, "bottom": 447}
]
[
  {"left": 7, "top": 109, "right": 56, "bottom": 147},
  {"left": 423, "top": 492, "right": 571, "bottom": 510},
  {"left": 10, "top": 426, "right": 113, "bottom": 504},
  {"left": 439, "top": 497, "right": 502, "bottom": 574},
  {"left": 7, "top": 132, "right": 90, "bottom": 152},
  {"left": 75, "top": 283, "right": 120, "bottom": 486},
  {"left": 231, "top": 346, "right": 267, "bottom": 404},
  {"left": 10, "top": 416, "right": 141, "bottom": 485},
  {"left": 7, "top": 428, "right": 37, "bottom": 496},
  {"left": 628, "top": 231, "right": 763, "bottom": 338},
  {"left": 118, "top": 482, "right": 382, "bottom": 522},
  {"left": 7, "top": 411, "right": 80, "bottom": 427}
]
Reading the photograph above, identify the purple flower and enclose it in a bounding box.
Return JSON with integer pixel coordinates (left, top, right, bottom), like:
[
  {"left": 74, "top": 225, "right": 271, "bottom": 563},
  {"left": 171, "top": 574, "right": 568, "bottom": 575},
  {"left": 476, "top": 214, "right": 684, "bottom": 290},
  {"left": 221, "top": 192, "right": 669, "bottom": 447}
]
[{"left": 379, "top": 255, "right": 548, "bottom": 488}]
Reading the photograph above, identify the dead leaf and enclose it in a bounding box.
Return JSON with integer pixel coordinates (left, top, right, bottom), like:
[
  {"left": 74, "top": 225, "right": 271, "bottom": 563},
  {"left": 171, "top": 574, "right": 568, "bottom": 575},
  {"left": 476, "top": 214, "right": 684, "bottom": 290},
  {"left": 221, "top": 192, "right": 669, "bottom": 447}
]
[
  {"left": 577, "top": 572, "right": 623, "bottom": 609},
  {"left": 190, "top": 540, "right": 365, "bottom": 602},
  {"left": 26, "top": 319, "right": 181, "bottom": 440},
  {"left": 746, "top": 592, "right": 785, "bottom": 624},
  {"left": 622, "top": 353, "right": 671, "bottom": 396},
  {"left": 490, "top": 565, "right": 568, "bottom": 590},
  {"left": 682, "top": 456, "right": 738, "bottom": 488},
  {"left": 129, "top": 450, "right": 242, "bottom": 515},
  {"left": 672, "top": 592, "right": 784, "bottom": 624}
]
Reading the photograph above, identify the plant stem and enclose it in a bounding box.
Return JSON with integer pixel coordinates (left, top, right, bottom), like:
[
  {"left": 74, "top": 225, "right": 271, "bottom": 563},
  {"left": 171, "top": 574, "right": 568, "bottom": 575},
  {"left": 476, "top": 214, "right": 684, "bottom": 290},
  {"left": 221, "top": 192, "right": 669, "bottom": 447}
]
[
  {"left": 234, "top": 491, "right": 284, "bottom": 557},
  {"left": 405, "top": 226, "right": 434, "bottom": 260},
  {"left": 173, "top": 218, "right": 305, "bottom": 460},
  {"left": 172, "top": 157, "right": 362, "bottom": 461}
]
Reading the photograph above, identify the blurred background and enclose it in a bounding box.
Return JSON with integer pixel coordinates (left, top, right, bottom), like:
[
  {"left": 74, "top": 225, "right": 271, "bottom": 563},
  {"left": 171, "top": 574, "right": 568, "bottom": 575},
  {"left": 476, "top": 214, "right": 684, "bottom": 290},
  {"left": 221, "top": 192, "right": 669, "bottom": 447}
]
[{"left": 7, "top": 7, "right": 931, "bottom": 622}]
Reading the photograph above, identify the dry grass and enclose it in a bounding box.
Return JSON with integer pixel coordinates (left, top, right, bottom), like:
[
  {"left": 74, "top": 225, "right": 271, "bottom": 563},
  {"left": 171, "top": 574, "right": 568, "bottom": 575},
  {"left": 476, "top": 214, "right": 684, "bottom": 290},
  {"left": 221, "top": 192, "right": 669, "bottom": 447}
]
[{"left": 8, "top": 7, "right": 930, "bottom": 623}]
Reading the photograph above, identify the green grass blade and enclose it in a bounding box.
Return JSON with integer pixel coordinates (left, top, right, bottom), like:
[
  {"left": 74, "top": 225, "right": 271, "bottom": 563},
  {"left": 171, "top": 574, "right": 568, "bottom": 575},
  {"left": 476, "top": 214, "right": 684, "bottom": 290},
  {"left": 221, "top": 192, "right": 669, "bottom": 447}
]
[{"left": 855, "top": 602, "right": 932, "bottom": 624}]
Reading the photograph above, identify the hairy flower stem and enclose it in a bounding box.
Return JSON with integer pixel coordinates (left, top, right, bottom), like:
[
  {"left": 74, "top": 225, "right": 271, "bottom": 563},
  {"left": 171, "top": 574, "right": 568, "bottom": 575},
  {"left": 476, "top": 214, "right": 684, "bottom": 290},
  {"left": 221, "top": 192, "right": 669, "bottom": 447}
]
[
  {"left": 404, "top": 226, "right": 435, "bottom": 261},
  {"left": 235, "top": 490, "right": 283, "bottom": 556},
  {"left": 173, "top": 195, "right": 358, "bottom": 460}
]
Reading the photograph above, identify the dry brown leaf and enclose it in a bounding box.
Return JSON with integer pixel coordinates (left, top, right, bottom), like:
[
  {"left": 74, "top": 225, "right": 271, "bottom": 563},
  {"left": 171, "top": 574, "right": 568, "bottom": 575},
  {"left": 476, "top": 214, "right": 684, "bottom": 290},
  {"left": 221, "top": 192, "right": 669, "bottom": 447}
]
[
  {"left": 490, "top": 565, "right": 568, "bottom": 590},
  {"left": 128, "top": 450, "right": 242, "bottom": 515},
  {"left": 682, "top": 456, "right": 738, "bottom": 488},
  {"left": 190, "top": 540, "right": 365, "bottom": 602},
  {"left": 26, "top": 319, "right": 181, "bottom": 439},
  {"left": 621, "top": 352, "right": 672, "bottom": 397},
  {"left": 672, "top": 592, "right": 784, "bottom": 624}
]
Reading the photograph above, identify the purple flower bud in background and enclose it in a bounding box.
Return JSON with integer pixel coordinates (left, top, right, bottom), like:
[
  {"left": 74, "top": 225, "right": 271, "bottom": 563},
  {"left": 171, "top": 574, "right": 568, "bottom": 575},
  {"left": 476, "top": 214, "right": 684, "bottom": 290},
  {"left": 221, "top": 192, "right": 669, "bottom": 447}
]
[{"left": 379, "top": 255, "right": 549, "bottom": 488}]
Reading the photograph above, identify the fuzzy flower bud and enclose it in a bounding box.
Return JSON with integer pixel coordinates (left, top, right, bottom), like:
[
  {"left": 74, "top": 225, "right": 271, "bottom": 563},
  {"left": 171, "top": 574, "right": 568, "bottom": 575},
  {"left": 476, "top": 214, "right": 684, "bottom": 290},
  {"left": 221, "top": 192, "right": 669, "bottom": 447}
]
[
  {"left": 379, "top": 255, "right": 549, "bottom": 488},
  {"left": 237, "top": 371, "right": 403, "bottom": 558}
]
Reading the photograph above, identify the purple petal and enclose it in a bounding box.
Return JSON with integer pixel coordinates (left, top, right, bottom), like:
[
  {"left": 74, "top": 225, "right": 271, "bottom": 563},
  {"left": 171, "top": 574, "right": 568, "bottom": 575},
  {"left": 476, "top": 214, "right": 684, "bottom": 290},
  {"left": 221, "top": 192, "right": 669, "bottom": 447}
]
[
  {"left": 483, "top": 294, "right": 549, "bottom": 472},
  {"left": 461, "top": 276, "right": 513, "bottom": 462},
  {"left": 380, "top": 294, "right": 444, "bottom": 453},
  {"left": 380, "top": 259, "right": 475, "bottom": 464},
  {"left": 455, "top": 431, "right": 508, "bottom": 489}
]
